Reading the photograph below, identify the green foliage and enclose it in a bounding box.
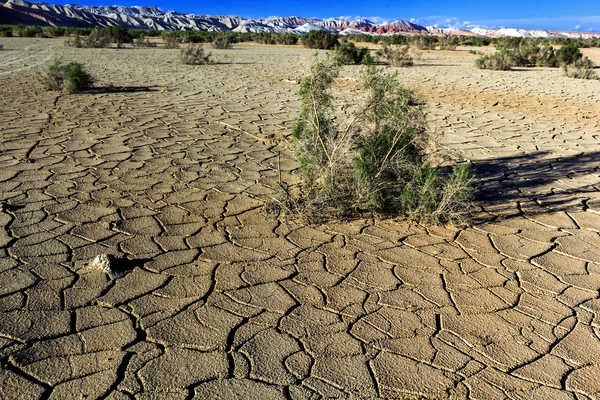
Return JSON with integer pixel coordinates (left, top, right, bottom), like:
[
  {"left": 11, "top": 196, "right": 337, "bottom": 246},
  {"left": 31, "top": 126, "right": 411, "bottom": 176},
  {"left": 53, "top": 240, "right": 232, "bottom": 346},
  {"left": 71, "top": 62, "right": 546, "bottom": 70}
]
[
  {"left": 381, "top": 44, "right": 413, "bottom": 67},
  {"left": 39, "top": 59, "right": 94, "bottom": 94},
  {"left": 133, "top": 33, "right": 157, "bottom": 47},
  {"left": 563, "top": 57, "right": 598, "bottom": 79},
  {"left": 333, "top": 42, "right": 369, "bottom": 65},
  {"left": 556, "top": 43, "right": 582, "bottom": 66},
  {"left": 276, "top": 33, "right": 299, "bottom": 45},
  {"left": 180, "top": 44, "right": 212, "bottom": 65},
  {"left": 475, "top": 51, "right": 514, "bottom": 70},
  {"left": 302, "top": 30, "right": 339, "bottom": 50},
  {"left": 411, "top": 35, "right": 438, "bottom": 50},
  {"left": 438, "top": 36, "right": 459, "bottom": 50},
  {"left": 212, "top": 35, "right": 233, "bottom": 49},
  {"left": 161, "top": 31, "right": 181, "bottom": 49},
  {"left": 285, "top": 56, "right": 474, "bottom": 223}
]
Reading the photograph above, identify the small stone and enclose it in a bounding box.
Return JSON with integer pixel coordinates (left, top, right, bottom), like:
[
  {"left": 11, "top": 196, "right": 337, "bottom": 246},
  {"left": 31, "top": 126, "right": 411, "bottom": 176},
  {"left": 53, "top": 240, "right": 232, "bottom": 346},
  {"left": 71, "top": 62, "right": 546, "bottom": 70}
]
[{"left": 89, "top": 254, "right": 112, "bottom": 275}]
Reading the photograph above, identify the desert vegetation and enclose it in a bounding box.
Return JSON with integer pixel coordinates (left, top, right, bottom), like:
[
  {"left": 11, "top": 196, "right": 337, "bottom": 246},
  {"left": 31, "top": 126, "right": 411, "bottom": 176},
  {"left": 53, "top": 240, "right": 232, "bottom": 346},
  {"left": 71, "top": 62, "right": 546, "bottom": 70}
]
[
  {"left": 278, "top": 56, "right": 474, "bottom": 223},
  {"left": 380, "top": 44, "right": 414, "bottom": 67},
  {"left": 333, "top": 42, "right": 370, "bottom": 65},
  {"left": 180, "top": 44, "right": 212, "bottom": 65},
  {"left": 302, "top": 30, "right": 339, "bottom": 50},
  {"left": 563, "top": 57, "right": 598, "bottom": 79},
  {"left": 212, "top": 36, "right": 233, "bottom": 49},
  {"left": 161, "top": 31, "right": 181, "bottom": 49},
  {"left": 38, "top": 59, "right": 94, "bottom": 93}
]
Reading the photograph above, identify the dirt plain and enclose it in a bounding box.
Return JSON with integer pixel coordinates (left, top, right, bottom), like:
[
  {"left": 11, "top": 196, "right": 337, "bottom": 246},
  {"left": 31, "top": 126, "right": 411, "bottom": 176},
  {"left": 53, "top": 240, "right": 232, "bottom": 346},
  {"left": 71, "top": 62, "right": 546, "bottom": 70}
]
[{"left": 1, "top": 37, "right": 600, "bottom": 399}]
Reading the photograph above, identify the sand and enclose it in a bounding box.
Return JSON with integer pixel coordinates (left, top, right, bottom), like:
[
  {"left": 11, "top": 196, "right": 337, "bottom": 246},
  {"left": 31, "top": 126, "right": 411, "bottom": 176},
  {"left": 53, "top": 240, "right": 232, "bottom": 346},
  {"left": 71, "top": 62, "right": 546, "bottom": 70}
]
[{"left": 1, "top": 37, "right": 600, "bottom": 399}]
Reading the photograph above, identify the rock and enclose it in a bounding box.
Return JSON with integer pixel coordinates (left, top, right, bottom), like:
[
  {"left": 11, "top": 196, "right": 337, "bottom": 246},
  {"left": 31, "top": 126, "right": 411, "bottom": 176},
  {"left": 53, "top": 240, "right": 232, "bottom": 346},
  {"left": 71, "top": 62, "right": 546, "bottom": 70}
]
[{"left": 89, "top": 254, "right": 112, "bottom": 275}]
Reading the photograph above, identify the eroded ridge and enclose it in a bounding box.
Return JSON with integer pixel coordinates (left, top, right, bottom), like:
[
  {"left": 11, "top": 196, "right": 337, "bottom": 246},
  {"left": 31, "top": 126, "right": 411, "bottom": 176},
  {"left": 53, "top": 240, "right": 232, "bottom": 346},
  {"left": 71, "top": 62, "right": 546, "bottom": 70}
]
[{"left": 1, "top": 38, "right": 600, "bottom": 399}]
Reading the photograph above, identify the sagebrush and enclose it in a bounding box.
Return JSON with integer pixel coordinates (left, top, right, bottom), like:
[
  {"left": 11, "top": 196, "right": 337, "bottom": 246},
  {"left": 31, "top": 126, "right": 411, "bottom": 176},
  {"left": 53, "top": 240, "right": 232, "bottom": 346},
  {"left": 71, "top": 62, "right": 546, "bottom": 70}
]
[
  {"left": 380, "top": 44, "right": 413, "bottom": 67},
  {"left": 333, "top": 42, "right": 369, "bottom": 65},
  {"left": 180, "top": 45, "right": 212, "bottom": 65},
  {"left": 39, "top": 59, "right": 94, "bottom": 93},
  {"left": 277, "top": 56, "right": 474, "bottom": 224},
  {"left": 563, "top": 57, "right": 598, "bottom": 79}
]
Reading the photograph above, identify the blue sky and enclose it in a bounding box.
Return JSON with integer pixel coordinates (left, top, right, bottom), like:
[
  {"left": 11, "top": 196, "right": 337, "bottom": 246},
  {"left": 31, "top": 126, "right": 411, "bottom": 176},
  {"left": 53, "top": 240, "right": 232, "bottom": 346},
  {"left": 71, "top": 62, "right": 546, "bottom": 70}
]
[{"left": 62, "top": 0, "right": 600, "bottom": 31}]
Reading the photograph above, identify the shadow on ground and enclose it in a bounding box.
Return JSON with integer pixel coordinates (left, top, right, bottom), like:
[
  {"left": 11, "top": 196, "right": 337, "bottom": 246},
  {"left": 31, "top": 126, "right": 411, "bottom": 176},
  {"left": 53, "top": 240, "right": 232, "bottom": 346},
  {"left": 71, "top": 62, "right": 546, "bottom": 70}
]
[{"left": 473, "top": 150, "right": 600, "bottom": 216}]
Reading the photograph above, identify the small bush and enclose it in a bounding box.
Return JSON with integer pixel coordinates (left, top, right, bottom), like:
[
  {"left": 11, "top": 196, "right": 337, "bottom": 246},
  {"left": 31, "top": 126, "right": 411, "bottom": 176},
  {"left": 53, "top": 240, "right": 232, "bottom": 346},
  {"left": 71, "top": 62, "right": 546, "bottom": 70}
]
[
  {"left": 180, "top": 45, "right": 211, "bottom": 65},
  {"left": 411, "top": 35, "right": 437, "bottom": 50},
  {"left": 39, "top": 59, "right": 94, "bottom": 94},
  {"left": 438, "top": 36, "right": 459, "bottom": 51},
  {"left": 381, "top": 44, "right": 413, "bottom": 67},
  {"left": 133, "top": 33, "right": 157, "bottom": 47},
  {"left": 556, "top": 43, "right": 582, "bottom": 66},
  {"left": 302, "top": 30, "right": 339, "bottom": 50},
  {"left": 334, "top": 42, "right": 369, "bottom": 65},
  {"left": 212, "top": 36, "right": 233, "bottom": 49},
  {"left": 276, "top": 33, "right": 299, "bottom": 45},
  {"left": 564, "top": 57, "right": 598, "bottom": 79},
  {"left": 66, "top": 28, "right": 111, "bottom": 48},
  {"left": 282, "top": 56, "right": 474, "bottom": 223},
  {"left": 475, "top": 51, "right": 514, "bottom": 70},
  {"left": 162, "top": 31, "right": 181, "bottom": 49}
]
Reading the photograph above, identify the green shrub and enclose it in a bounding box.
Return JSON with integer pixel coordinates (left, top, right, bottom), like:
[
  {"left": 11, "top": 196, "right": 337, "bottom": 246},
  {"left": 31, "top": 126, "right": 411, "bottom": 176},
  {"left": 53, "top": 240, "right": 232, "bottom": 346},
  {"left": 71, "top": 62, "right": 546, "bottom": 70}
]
[
  {"left": 475, "top": 51, "right": 514, "bottom": 70},
  {"left": 381, "top": 44, "right": 413, "bottom": 67},
  {"left": 302, "top": 30, "right": 339, "bottom": 50},
  {"left": 411, "top": 35, "right": 437, "bottom": 50},
  {"left": 556, "top": 43, "right": 582, "bottom": 66},
  {"left": 133, "top": 33, "right": 157, "bottom": 47},
  {"left": 276, "top": 33, "right": 299, "bottom": 45},
  {"left": 39, "top": 59, "right": 94, "bottom": 93},
  {"left": 334, "top": 42, "right": 369, "bottom": 65},
  {"left": 161, "top": 31, "right": 181, "bottom": 49},
  {"left": 282, "top": 56, "right": 474, "bottom": 223},
  {"left": 438, "top": 36, "right": 459, "bottom": 50},
  {"left": 212, "top": 35, "right": 233, "bottom": 49},
  {"left": 180, "top": 44, "right": 211, "bottom": 65},
  {"left": 563, "top": 57, "right": 598, "bottom": 79},
  {"left": 66, "top": 28, "right": 111, "bottom": 48}
]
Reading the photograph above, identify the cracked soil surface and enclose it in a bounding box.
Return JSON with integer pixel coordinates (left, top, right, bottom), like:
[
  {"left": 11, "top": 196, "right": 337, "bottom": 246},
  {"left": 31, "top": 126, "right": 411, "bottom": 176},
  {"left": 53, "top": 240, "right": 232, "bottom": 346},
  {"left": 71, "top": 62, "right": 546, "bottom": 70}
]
[{"left": 1, "top": 38, "right": 600, "bottom": 399}]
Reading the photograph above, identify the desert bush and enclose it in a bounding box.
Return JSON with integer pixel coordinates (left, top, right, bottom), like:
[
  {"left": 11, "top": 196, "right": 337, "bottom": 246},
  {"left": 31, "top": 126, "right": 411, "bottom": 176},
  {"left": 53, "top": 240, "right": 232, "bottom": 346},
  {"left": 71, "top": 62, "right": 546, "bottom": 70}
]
[
  {"left": 180, "top": 44, "right": 211, "bottom": 65},
  {"left": 39, "top": 59, "right": 94, "bottom": 93},
  {"left": 475, "top": 51, "right": 514, "bottom": 70},
  {"left": 66, "top": 28, "right": 111, "bottom": 48},
  {"left": 334, "top": 42, "right": 369, "bottom": 65},
  {"left": 12, "top": 25, "right": 43, "bottom": 37},
  {"left": 276, "top": 33, "right": 299, "bottom": 45},
  {"left": 106, "top": 26, "right": 132, "bottom": 48},
  {"left": 411, "top": 35, "right": 437, "bottom": 50},
  {"left": 563, "top": 57, "right": 598, "bottom": 79},
  {"left": 380, "top": 44, "right": 413, "bottom": 67},
  {"left": 438, "top": 36, "right": 459, "bottom": 51},
  {"left": 212, "top": 36, "right": 233, "bottom": 49},
  {"left": 161, "top": 31, "right": 181, "bottom": 49},
  {"left": 302, "top": 30, "right": 339, "bottom": 50},
  {"left": 133, "top": 33, "right": 157, "bottom": 47},
  {"left": 556, "top": 43, "right": 582, "bottom": 66},
  {"left": 281, "top": 56, "right": 474, "bottom": 223}
]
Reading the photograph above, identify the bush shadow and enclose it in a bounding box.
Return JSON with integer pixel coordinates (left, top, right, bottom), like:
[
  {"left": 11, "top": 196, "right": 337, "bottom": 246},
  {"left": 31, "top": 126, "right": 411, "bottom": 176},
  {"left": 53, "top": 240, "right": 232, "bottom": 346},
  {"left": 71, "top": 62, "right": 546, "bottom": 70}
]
[{"left": 472, "top": 150, "right": 600, "bottom": 218}]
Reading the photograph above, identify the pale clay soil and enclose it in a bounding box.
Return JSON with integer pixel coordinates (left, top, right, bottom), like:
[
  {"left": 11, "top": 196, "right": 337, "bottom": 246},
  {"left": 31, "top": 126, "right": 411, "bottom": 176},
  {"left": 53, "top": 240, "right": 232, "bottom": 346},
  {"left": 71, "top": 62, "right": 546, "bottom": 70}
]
[{"left": 0, "top": 37, "right": 600, "bottom": 399}]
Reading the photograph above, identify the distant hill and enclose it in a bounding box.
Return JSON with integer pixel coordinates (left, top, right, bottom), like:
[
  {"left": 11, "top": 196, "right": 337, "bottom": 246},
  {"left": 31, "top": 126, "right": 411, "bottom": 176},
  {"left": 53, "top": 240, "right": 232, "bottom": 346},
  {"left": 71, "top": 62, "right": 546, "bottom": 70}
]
[{"left": 2, "top": 0, "right": 599, "bottom": 38}]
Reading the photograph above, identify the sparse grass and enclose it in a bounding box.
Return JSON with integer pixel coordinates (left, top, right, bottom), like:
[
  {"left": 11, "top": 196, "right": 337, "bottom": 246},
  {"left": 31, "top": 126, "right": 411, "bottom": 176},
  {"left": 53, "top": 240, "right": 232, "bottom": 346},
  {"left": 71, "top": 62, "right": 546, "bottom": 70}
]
[
  {"left": 380, "top": 44, "right": 414, "bottom": 67},
  {"left": 333, "top": 42, "right": 369, "bottom": 65},
  {"left": 212, "top": 36, "right": 233, "bottom": 49},
  {"left": 275, "top": 56, "right": 474, "bottom": 224},
  {"left": 180, "top": 44, "right": 212, "bottom": 65},
  {"left": 39, "top": 59, "right": 94, "bottom": 93},
  {"left": 563, "top": 57, "right": 598, "bottom": 79}
]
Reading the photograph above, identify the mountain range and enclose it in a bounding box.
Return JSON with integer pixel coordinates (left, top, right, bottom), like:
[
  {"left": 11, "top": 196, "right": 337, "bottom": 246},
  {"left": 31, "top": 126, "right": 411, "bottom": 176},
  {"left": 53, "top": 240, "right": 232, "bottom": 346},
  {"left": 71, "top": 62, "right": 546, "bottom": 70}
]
[{"left": 2, "top": 0, "right": 599, "bottom": 39}]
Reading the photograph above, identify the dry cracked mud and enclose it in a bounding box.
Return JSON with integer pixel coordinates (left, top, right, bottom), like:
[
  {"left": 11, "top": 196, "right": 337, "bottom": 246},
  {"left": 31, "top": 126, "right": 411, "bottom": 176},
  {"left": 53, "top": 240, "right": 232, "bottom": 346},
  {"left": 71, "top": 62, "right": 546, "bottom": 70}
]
[{"left": 1, "top": 38, "right": 600, "bottom": 399}]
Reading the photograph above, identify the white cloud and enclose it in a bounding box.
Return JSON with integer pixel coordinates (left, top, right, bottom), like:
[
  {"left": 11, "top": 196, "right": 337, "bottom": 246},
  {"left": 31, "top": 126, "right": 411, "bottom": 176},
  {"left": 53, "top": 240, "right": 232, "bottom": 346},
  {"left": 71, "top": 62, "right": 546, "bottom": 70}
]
[{"left": 575, "top": 24, "right": 581, "bottom": 30}]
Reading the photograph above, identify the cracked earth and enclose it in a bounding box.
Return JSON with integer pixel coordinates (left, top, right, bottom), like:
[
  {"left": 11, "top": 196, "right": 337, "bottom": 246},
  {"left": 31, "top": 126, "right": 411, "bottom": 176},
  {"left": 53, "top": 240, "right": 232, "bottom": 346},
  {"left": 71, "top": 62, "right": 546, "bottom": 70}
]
[{"left": 1, "top": 38, "right": 600, "bottom": 399}]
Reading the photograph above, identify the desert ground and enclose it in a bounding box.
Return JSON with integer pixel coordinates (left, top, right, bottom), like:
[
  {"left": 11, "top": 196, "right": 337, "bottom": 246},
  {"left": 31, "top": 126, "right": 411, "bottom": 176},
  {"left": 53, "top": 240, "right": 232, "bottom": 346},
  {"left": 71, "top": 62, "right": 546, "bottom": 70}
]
[{"left": 1, "top": 37, "right": 600, "bottom": 399}]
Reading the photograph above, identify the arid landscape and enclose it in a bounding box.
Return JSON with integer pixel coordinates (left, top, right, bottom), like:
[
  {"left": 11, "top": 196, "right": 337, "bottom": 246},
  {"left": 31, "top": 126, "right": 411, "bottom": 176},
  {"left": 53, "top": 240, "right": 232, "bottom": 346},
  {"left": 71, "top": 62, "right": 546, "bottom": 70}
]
[{"left": 1, "top": 37, "right": 600, "bottom": 399}]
